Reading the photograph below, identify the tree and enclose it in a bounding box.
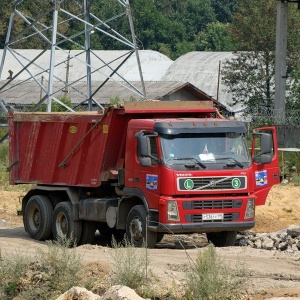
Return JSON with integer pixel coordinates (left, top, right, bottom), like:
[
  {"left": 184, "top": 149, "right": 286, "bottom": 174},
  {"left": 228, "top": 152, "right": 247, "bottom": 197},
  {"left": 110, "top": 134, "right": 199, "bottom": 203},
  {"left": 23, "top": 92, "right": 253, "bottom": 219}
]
[
  {"left": 221, "top": 0, "right": 300, "bottom": 120},
  {"left": 195, "top": 22, "right": 234, "bottom": 51},
  {"left": 211, "top": 0, "right": 238, "bottom": 23},
  {"left": 181, "top": 0, "right": 216, "bottom": 41},
  {"left": 0, "top": 0, "right": 71, "bottom": 49},
  {"left": 0, "top": 0, "right": 233, "bottom": 59}
]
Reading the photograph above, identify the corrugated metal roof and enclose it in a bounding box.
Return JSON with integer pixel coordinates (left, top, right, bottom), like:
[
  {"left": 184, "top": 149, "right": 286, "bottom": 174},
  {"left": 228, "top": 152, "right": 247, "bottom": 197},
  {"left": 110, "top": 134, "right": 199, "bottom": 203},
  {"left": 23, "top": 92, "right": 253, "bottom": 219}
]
[
  {"left": 1, "top": 80, "right": 218, "bottom": 106},
  {"left": 0, "top": 49, "right": 172, "bottom": 82},
  {"left": 0, "top": 50, "right": 235, "bottom": 111},
  {"left": 161, "top": 52, "right": 240, "bottom": 111}
]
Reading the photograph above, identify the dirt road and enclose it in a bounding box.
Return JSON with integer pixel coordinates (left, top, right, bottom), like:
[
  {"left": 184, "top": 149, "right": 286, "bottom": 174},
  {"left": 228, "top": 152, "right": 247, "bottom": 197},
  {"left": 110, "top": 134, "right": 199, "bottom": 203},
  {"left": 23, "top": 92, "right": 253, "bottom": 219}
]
[
  {"left": 1, "top": 225, "right": 300, "bottom": 299},
  {"left": 1, "top": 184, "right": 300, "bottom": 299}
]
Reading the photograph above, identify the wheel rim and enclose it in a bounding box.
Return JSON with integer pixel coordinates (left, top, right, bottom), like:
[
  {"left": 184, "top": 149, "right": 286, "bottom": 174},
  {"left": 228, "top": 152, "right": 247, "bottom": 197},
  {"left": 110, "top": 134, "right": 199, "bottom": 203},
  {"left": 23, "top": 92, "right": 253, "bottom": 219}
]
[
  {"left": 28, "top": 206, "right": 40, "bottom": 230},
  {"left": 129, "top": 216, "right": 143, "bottom": 242},
  {"left": 56, "top": 211, "right": 68, "bottom": 236}
]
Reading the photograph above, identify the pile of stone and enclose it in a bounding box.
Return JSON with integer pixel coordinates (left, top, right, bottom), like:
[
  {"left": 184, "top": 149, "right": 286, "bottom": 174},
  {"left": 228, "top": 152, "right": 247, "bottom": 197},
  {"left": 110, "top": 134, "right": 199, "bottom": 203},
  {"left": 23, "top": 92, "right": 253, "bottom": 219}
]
[
  {"left": 56, "top": 285, "right": 146, "bottom": 300},
  {"left": 237, "top": 225, "right": 300, "bottom": 252}
]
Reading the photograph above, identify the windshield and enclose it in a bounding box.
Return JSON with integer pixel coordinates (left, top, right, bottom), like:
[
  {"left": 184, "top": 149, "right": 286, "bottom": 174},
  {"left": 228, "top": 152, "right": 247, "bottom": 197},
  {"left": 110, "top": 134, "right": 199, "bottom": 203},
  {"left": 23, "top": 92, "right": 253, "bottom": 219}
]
[{"left": 160, "top": 133, "right": 250, "bottom": 169}]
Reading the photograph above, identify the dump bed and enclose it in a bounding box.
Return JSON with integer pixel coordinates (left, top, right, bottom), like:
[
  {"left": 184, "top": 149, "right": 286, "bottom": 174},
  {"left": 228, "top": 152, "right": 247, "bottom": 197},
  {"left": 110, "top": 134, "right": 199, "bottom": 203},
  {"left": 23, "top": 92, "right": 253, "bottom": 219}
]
[
  {"left": 8, "top": 101, "right": 215, "bottom": 187},
  {"left": 8, "top": 108, "right": 130, "bottom": 186}
]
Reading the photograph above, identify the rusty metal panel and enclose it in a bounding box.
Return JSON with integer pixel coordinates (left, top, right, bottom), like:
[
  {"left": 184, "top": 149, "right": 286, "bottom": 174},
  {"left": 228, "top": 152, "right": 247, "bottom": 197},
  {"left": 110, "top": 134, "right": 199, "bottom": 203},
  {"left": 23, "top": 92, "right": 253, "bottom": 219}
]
[{"left": 124, "top": 100, "right": 214, "bottom": 112}]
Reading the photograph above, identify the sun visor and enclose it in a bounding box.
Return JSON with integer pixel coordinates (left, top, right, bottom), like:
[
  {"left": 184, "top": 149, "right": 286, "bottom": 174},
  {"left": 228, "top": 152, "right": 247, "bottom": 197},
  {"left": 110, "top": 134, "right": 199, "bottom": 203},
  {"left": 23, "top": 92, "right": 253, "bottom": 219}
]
[{"left": 154, "top": 121, "right": 247, "bottom": 135}]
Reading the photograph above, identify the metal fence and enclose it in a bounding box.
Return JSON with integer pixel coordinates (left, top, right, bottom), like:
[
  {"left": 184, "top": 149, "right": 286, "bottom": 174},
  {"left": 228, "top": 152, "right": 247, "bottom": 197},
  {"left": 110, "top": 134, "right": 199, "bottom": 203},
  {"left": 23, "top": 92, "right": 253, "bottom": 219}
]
[{"left": 242, "top": 107, "right": 300, "bottom": 126}]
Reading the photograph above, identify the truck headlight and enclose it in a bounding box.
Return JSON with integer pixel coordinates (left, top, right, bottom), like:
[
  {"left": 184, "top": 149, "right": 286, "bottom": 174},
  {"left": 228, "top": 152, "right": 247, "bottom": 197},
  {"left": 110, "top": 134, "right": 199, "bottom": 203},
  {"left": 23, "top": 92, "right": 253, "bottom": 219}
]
[
  {"left": 167, "top": 201, "right": 179, "bottom": 221},
  {"left": 245, "top": 198, "right": 255, "bottom": 219}
]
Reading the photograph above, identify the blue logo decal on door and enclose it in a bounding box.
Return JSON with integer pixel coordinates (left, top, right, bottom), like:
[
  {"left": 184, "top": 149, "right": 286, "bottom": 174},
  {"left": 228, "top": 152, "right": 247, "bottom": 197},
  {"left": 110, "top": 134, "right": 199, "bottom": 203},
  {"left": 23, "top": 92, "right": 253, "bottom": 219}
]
[
  {"left": 255, "top": 170, "right": 268, "bottom": 186},
  {"left": 146, "top": 174, "right": 158, "bottom": 190}
]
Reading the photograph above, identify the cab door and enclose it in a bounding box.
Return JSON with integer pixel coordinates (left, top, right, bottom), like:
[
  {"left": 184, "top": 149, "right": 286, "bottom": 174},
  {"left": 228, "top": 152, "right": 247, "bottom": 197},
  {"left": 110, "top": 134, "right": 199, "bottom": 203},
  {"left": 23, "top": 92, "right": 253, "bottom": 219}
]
[
  {"left": 251, "top": 126, "right": 281, "bottom": 205},
  {"left": 134, "top": 131, "right": 161, "bottom": 209}
]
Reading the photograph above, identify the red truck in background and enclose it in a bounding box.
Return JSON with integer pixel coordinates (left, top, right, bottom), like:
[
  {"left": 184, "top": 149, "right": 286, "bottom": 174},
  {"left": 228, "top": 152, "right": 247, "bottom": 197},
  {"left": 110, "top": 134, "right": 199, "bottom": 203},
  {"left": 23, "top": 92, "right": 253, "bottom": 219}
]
[{"left": 8, "top": 101, "right": 280, "bottom": 247}]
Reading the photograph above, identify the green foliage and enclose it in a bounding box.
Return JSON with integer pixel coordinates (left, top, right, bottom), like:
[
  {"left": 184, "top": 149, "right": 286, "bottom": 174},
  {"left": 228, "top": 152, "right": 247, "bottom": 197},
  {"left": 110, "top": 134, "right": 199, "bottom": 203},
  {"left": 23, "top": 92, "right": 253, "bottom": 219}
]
[
  {"left": 185, "top": 244, "right": 246, "bottom": 300},
  {"left": 109, "top": 96, "right": 137, "bottom": 106},
  {"left": 0, "top": 141, "right": 30, "bottom": 192},
  {"left": 280, "top": 151, "right": 300, "bottom": 178},
  {"left": 222, "top": 51, "right": 275, "bottom": 111},
  {"left": 181, "top": 0, "right": 216, "bottom": 40},
  {"left": 39, "top": 96, "right": 74, "bottom": 112},
  {"left": 0, "top": 0, "right": 238, "bottom": 58},
  {"left": 0, "top": 141, "right": 9, "bottom": 185},
  {"left": 211, "top": 0, "right": 238, "bottom": 23},
  {"left": 109, "top": 96, "right": 122, "bottom": 107},
  {"left": 291, "top": 172, "right": 300, "bottom": 186},
  {"left": 222, "top": 0, "right": 300, "bottom": 115},
  {"left": 196, "top": 22, "right": 234, "bottom": 51},
  {"left": 0, "top": 253, "right": 30, "bottom": 299},
  {"left": 230, "top": 0, "right": 277, "bottom": 51},
  {"left": 288, "top": 69, "right": 300, "bottom": 110},
  {"left": 0, "top": 239, "right": 92, "bottom": 300},
  {"left": 110, "top": 237, "right": 154, "bottom": 297}
]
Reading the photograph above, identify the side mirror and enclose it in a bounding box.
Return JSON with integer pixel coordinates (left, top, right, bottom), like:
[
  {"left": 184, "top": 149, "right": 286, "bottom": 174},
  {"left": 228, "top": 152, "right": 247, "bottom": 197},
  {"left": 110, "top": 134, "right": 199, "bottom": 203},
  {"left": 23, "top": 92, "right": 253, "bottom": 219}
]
[
  {"left": 139, "top": 157, "right": 151, "bottom": 167},
  {"left": 260, "top": 133, "right": 273, "bottom": 154},
  {"left": 135, "top": 131, "right": 151, "bottom": 157},
  {"left": 260, "top": 154, "right": 272, "bottom": 164}
]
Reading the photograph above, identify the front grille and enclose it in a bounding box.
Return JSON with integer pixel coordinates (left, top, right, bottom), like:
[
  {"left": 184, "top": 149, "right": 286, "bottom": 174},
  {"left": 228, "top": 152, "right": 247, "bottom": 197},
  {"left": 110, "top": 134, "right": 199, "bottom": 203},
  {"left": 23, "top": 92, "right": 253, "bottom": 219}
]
[
  {"left": 178, "top": 176, "right": 246, "bottom": 191},
  {"left": 185, "top": 213, "right": 239, "bottom": 223},
  {"left": 183, "top": 199, "right": 242, "bottom": 210}
]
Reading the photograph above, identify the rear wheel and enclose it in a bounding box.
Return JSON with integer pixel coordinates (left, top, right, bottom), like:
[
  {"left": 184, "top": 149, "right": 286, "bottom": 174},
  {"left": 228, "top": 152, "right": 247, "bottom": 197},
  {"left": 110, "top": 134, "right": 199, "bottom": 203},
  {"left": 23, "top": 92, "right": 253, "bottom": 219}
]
[
  {"left": 24, "top": 195, "right": 53, "bottom": 241},
  {"left": 52, "top": 202, "right": 82, "bottom": 246},
  {"left": 126, "top": 205, "right": 157, "bottom": 248},
  {"left": 206, "top": 231, "right": 237, "bottom": 247},
  {"left": 79, "top": 221, "right": 96, "bottom": 245},
  {"left": 97, "top": 223, "right": 125, "bottom": 240}
]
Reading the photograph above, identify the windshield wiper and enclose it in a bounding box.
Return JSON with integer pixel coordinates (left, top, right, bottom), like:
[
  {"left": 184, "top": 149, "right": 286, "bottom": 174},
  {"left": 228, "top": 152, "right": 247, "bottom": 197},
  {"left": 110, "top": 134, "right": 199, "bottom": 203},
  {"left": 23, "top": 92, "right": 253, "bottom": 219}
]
[
  {"left": 215, "top": 157, "right": 244, "bottom": 168},
  {"left": 171, "top": 157, "right": 206, "bottom": 169}
]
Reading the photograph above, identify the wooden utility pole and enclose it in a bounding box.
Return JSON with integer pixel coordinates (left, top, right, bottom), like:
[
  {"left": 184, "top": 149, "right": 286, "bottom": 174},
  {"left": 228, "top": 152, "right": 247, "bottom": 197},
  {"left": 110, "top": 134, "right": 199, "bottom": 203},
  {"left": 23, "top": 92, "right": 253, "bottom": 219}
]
[
  {"left": 274, "top": 0, "right": 300, "bottom": 124},
  {"left": 274, "top": 1, "right": 288, "bottom": 124}
]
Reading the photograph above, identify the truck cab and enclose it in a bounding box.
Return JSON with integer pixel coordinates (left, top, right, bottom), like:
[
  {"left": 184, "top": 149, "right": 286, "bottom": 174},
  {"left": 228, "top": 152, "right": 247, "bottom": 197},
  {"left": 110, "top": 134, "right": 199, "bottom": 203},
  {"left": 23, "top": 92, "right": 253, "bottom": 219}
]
[{"left": 121, "top": 117, "right": 279, "bottom": 247}]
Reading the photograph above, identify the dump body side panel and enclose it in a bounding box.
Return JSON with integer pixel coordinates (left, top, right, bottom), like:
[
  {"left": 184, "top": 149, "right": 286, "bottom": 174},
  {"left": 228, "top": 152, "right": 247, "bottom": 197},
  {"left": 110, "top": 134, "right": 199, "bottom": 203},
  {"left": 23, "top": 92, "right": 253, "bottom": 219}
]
[{"left": 9, "top": 110, "right": 127, "bottom": 187}]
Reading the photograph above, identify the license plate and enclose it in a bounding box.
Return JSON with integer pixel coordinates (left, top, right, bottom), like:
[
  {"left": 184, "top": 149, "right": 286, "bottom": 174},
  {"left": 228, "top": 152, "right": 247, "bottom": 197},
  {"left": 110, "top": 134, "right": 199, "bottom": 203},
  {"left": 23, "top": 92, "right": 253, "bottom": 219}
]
[{"left": 202, "top": 213, "right": 224, "bottom": 221}]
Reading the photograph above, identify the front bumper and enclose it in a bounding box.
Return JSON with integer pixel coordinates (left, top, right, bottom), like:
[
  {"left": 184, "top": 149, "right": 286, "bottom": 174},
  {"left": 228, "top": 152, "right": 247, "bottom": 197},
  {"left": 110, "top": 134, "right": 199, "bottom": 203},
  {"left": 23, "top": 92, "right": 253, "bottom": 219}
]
[{"left": 148, "top": 221, "right": 255, "bottom": 233}]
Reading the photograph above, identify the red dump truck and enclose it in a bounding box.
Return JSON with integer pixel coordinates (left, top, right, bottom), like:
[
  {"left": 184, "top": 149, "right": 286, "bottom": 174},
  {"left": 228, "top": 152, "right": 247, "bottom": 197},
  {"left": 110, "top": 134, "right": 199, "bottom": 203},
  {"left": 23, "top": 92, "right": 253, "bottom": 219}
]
[{"left": 8, "top": 101, "right": 280, "bottom": 247}]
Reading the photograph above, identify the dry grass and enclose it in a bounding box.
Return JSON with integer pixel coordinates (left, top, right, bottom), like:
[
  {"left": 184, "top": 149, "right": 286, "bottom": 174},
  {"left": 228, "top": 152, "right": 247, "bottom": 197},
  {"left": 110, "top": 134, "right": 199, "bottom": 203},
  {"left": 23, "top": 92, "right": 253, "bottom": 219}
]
[{"left": 0, "top": 238, "right": 98, "bottom": 300}]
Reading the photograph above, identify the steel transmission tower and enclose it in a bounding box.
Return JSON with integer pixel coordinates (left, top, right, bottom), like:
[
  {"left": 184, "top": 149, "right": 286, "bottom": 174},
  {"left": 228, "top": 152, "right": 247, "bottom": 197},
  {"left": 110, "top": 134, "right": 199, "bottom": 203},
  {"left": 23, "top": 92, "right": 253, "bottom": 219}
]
[{"left": 0, "top": 0, "right": 146, "bottom": 112}]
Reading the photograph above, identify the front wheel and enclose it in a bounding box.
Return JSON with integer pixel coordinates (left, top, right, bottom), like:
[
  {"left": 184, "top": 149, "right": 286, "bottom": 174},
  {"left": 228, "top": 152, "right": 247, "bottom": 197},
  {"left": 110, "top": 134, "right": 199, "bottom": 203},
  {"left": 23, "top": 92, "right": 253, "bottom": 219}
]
[
  {"left": 52, "top": 202, "right": 82, "bottom": 246},
  {"left": 24, "top": 195, "right": 53, "bottom": 241},
  {"left": 206, "top": 231, "right": 237, "bottom": 247},
  {"left": 126, "top": 205, "right": 157, "bottom": 248},
  {"left": 156, "top": 233, "right": 165, "bottom": 243}
]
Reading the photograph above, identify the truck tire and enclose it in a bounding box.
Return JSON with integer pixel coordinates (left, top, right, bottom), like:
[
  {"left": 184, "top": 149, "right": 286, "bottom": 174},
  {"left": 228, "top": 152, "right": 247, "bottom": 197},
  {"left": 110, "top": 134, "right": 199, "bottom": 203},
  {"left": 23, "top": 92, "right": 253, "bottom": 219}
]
[
  {"left": 24, "top": 195, "right": 53, "bottom": 241},
  {"left": 97, "top": 223, "right": 125, "bottom": 240},
  {"left": 126, "top": 205, "right": 157, "bottom": 248},
  {"left": 206, "top": 231, "right": 237, "bottom": 247},
  {"left": 156, "top": 233, "right": 164, "bottom": 243},
  {"left": 79, "top": 221, "right": 96, "bottom": 245},
  {"left": 52, "top": 202, "right": 82, "bottom": 246}
]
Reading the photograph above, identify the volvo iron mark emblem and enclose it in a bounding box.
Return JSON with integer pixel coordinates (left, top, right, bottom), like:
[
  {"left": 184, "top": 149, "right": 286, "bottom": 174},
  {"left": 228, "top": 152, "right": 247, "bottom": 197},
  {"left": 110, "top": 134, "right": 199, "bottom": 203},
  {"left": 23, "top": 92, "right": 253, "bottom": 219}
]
[{"left": 209, "top": 180, "right": 217, "bottom": 187}]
